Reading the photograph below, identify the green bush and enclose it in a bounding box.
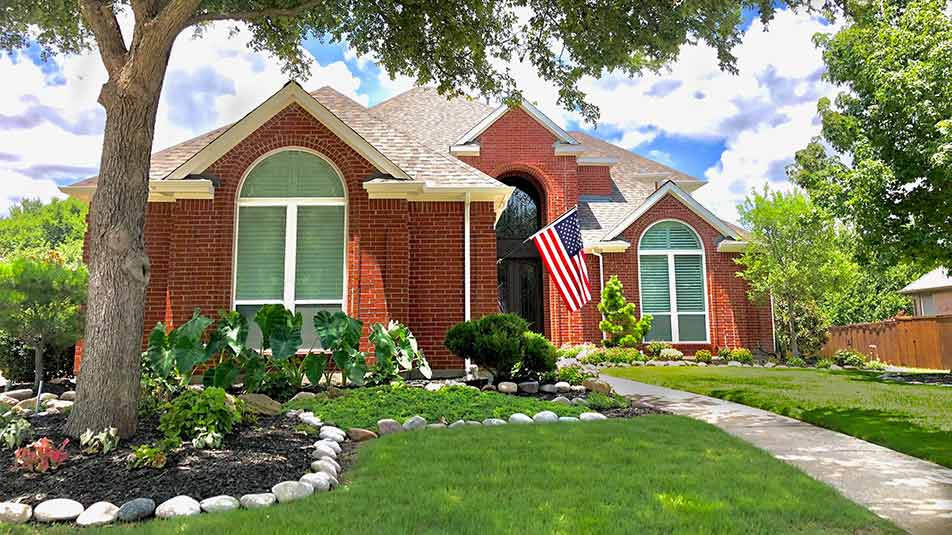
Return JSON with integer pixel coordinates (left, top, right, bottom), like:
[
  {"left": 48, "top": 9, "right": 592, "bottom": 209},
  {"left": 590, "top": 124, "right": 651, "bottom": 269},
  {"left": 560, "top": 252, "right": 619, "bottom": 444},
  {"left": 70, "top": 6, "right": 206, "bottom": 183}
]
[
  {"left": 644, "top": 341, "right": 673, "bottom": 358},
  {"left": 0, "top": 330, "right": 74, "bottom": 384},
  {"left": 693, "top": 350, "right": 712, "bottom": 364},
  {"left": 1, "top": 412, "right": 32, "bottom": 450},
  {"left": 864, "top": 359, "right": 888, "bottom": 371},
  {"left": 556, "top": 366, "right": 596, "bottom": 385},
  {"left": 518, "top": 332, "right": 557, "bottom": 379},
  {"left": 717, "top": 347, "right": 731, "bottom": 359},
  {"left": 659, "top": 348, "right": 683, "bottom": 361},
  {"left": 580, "top": 347, "right": 645, "bottom": 366},
  {"left": 555, "top": 344, "right": 587, "bottom": 360},
  {"left": 445, "top": 313, "right": 555, "bottom": 380},
  {"left": 815, "top": 358, "right": 833, "bottom": 369},
  {"left": 158, "top": 387, "right": 244, "bottom": 445},
  {"left": 833, "top": 349, "right": 868, "bottom": 368},
  {"left": 786, "top": 356, "right": 806, "bottom": 367},
  {"left": 597, "top": 275, "right": 652, "bottom": 347},
  {"left": 584, "top": 392, "right": 628, "bottom": 410},
  {"left": 729, "top": 348, "right": 753, "bottom": 364}
]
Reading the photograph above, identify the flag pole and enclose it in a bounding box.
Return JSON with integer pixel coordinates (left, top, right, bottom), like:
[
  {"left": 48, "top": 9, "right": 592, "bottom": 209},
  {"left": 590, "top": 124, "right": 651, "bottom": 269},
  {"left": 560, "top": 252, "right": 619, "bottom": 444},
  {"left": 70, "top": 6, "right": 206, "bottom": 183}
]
[{"left": 496, "top": 205, "right": 579, "bottom": 265}]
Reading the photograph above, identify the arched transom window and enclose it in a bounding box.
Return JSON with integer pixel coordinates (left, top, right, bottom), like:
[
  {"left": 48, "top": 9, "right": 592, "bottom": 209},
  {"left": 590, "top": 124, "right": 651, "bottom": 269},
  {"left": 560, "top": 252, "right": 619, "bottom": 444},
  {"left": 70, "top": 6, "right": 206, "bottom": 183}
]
[
  {"left": 234, "top": 149, "right": 346, "bottom": 347},
  {"left": 638, "top": 220, "right": 708, "bottom": 343}
]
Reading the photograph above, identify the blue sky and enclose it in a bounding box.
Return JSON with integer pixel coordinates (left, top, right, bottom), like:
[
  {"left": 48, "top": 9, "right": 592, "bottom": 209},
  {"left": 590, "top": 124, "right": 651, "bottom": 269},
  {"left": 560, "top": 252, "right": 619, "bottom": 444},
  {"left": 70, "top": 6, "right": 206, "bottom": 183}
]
[{"left": 0, "top": 6, "right": 839, "bottom": 221}]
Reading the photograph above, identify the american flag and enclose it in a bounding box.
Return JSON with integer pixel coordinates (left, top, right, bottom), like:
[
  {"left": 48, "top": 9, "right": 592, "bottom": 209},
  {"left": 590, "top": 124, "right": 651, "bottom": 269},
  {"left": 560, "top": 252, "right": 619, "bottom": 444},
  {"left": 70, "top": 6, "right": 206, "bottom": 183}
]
[{"left": 530, "top": 207, "right": 592, "bottom": 312}]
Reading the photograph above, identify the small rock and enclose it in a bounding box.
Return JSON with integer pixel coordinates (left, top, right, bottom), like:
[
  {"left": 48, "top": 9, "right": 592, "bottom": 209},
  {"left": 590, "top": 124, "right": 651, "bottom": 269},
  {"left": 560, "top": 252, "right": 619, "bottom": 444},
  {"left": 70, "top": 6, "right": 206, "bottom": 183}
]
[
  {"left": 239, "top": 393, "right": 282, "bottom": 416},
  {"left": 288, "top": 391, "right": 316, "bottom": 403},
  {"left": 312, "top": 458, "right": 339, "bottom": 478},
  {"left": 764, "top": 362, "right": 775, "bottom": 368},
  {"left": 77, "top": 501, "right": 119, "bottom": 526},
  {"left": 319, "top": 428, "right": 346, "bottom": 442},
  {"left": 4, "top": 388, "right": 33, "bottom": 401},
  {"left": 727, "top": 360, "right": 742, "bottom": 367},
  {"left": 310, "top": 444, "right": 337, "bottom": 460},
  {"left": 579, "top": 412, "right": 608, "bottom": 421},
  {"left": 45, "top": 400, "right": 73, "bottom": 411},
  {"left": 508, "top": 413, "right": 532, "bottom": 424},
  {"left": 647, "top": 360, "right": 665, "bottom": 367},
  {"left": 830, "top": 364, "right": 843, "bottom": 371},
  {"left": 402, "top": 415, "right": 426, "bottom": 431},
  {"left": 199, "top": 496, "right": 239, "bottom": 514},
  {"left": 448, "top": 419, "right": 467, "bottom": 429},
  {"left": 317, "top": 438, "right": 342, "bottom": 453},
  {"left": 0, "top": 395, "right": 17, "bottom": 407},
  {"left": 378, "top": 418, "right": 403, "bottom": 435},
  {"left": 300, "top": 472, "right": 332, "bottom": 492},
  {"left": 299, "top": 414, "right": 323, "bottom": 428},
  {"left": 698, "top": 362, "right": 708, "bottom": 367},
  {"left": 239, "top": 494, "right": 276, "bottom": 509},
  {"left": 518, "top": 381, "right": 539, "bottom": 394},
  {"left": 424, "top": 382, "right": 444, "bottom": 392},
  {"left": 271, "top": 481, "right": 313, "bottom": 503},
  {"left": 533, "top": 411, "right": 559, "bottom": 423},
  {"left": 59, "top": 391, "right": 76, "bottom": 401},
  {"left": 465, "top": 420, "right": 481, "bottom": 426},
  {"left": 321, "top": 425, "right": 346, "bottom": 436},
  {"left": 482, "top": 418, "right": 507, "bottom": 426},
  {"left": 554, "top": 381, "right": 571, "bottom": 393},
  {"left": 551, "top": 396, "right": 571, "bottom": 405},
  {"left": 570, "top": 385, "right": 587, "bottom": 394},
  {"left": 581, "top": 378, "right": 612, "bottom": 394},
  {"left": 559, "top": 416, "right": 579, "bottom": 423},
  {"left": 34, "top": 498, "right": 84, "bottom": 523},
  {"left": 0, "top": 502, "right": 32, "bottom": 524},
  {"left": 347, "top": 428, "right": 378, "bottom": 441},
  {"left": 497, "top": 381, "right": 517, "bottom": 394},
  {"left": 426, "top": 423, "right": 447, "bottom": 429},
  {"left": 572, "top": 397, "right": 589, "bottom": 406},
  {"left": 116, "top": 498, "right": 155, "bottom": 522},
  {"left": 540, "top": 384, "right": 557, "bottom": 393},
  {"left": 155, "top": 496, "right": 201, "bottom": 519},
  {"left": 481, "top": 384, "right": 496, "bottom": 391},
  {"left": 312, "top": 457, "right": 341, "bottom": 473}
]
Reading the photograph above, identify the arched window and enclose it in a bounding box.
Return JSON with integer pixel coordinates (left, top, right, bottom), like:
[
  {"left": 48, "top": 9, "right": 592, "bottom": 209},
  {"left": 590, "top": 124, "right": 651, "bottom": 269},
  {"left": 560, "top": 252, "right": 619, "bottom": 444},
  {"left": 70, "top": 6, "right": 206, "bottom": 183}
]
[
  {"left": 234, "top": 149, "right": 346, "bottom": 347},
  {"left": 638, "top": 220, "right": 708, "bottom": 343}
]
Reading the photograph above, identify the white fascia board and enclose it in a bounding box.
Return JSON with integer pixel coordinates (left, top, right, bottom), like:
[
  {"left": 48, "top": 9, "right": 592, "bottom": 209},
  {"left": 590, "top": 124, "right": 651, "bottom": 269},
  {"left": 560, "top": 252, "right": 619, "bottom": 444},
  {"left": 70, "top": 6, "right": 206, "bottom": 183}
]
[
  {"left": 59, "top": 179, "right": 215, "bottom": 203},
  {"left": 164, "top": 81, "right": 410, "bottom": 181},
  {"left": 449, "top": 144, "right": 480, "bottom": 157},
  {"left": 454, "top": 99, "right": 580, "bottom": 147},
  {"left": 717, "top": 240, "right": 748, "bottom": 253},
  {"left": 576, "top": 156, "right": 619, "bottom": 166},
  {"left": 554, "top": 143, "right": 587, "bottom": 156},
  {"left": 584, "top": 240, "right": 631, "bottom": 253},
  {"left": 363, "top": 180, "right": 514, "bottom": 222},
  {"left": 601, "top": 180, "right": 741, "bottom": 242}
]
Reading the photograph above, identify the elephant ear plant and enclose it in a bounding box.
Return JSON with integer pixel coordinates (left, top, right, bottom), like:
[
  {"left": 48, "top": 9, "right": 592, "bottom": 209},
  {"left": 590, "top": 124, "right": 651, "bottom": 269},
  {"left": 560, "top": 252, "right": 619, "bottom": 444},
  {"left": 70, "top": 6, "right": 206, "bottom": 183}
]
[
  {"left": 143, "top": 309, "right": 219, "bottom": 394},
  {"left": 251, "top": 304, "right": 328, "bottom": 390},
  {"left": 367, "top": 320, "right": 432, "bottom": 385},
  {"left": 314, "top": 311, "right": 368, "bottom": 386}
]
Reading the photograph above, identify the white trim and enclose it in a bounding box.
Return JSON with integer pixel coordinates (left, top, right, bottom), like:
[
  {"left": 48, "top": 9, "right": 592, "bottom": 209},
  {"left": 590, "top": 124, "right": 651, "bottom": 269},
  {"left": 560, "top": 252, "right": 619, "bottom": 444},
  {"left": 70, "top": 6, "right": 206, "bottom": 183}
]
[
  {"left": 464, "top": 192, "right": 471, "bottom": 321},
  {"left": 363, "top": 180, "right": 513, "bottom": 224},
  {"left": 637, "top": 219, "right": 710, "bottom": 344},
  {"left": 60, "top": 179, "right": 215, "bottom": 203},
  {"left": 601, "top": 181, "right": 740, "bottom": 242},
  {"left": 584, "top": 240, "right": 630, "bottom": 254},
  {"left": 449, "top": 144, "right": 481, "bottom": 157},
  {"left": 231, "top": 147, "right": 349, "bottom": 315},
  {"left": 576, "top": 156, "right": 619, "bottom": 167},
  {"left": 553, "top": 143, "right": 587, "bottom": 156},
  {"left": 166, "top": 81, "right": 409, "bottom": 182},
  {"left": 716, "top": 240, "right": 748, "bottom": 253},
  {"left": 454, "top": 99, "right": 579, "bottom": 147}
]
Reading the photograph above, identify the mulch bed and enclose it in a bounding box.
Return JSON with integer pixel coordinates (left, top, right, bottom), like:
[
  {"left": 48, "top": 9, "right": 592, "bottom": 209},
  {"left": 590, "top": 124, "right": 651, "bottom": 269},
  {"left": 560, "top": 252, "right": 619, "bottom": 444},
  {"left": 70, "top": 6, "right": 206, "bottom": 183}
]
[
  {"left": 878, "top": 372, "right": 952, "bottom": 386},
  {"left": 0, "top": 413, "right": 355, "bottom": 507}
]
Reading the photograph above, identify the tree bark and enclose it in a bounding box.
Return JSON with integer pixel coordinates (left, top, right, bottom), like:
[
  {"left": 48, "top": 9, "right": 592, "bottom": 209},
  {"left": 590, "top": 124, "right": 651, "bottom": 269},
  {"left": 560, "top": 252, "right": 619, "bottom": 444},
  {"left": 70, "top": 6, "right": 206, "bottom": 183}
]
[
  {"left": 33, "top": 342, "right": 44, "bottom": 394},
  {"left": 786, "top": 297, "right": 799, "bottom": 359}
]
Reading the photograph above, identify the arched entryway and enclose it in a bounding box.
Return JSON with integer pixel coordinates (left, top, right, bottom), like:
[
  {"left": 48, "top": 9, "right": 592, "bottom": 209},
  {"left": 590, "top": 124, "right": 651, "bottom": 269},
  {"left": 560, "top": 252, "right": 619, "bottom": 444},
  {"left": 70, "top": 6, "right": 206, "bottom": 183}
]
[{"left": 496, "top": 174, "right": 545, "bottom": 333}]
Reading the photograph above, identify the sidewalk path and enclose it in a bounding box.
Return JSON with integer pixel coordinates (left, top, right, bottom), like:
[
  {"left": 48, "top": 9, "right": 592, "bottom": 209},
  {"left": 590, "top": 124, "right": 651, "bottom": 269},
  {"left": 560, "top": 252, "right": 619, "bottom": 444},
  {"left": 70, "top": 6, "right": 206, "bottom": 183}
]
[{"left": 602, "top": 374, "right": 952, "bottom": 535}]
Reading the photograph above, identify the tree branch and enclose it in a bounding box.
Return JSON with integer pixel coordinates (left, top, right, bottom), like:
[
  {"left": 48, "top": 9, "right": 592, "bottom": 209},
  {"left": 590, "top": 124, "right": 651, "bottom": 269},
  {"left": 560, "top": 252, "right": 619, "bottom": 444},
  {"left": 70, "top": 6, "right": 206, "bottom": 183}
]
[
  {"left": 187, "top": 0, "right": 325, "bottom": 25},
  {"left": 78, "top": 0, "right": 128, "bottom": 77}
]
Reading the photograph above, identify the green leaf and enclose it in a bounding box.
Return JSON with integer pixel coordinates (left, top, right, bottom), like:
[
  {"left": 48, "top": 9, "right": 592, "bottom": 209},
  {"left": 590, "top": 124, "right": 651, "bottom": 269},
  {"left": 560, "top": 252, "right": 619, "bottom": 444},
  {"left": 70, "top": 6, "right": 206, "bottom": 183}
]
[
  {"left": 172, "top": 333, "right": 208, "bottom": 377},
  {"left": 176, "top": 309, "right": 213, "bottom": 343},
  {"left": 144, "top": 323, "right": 174, "bottom": 379},
  {"left": 270, "top": 313, "right": 303, "bottom": 361},
  {"left": 370, "top": 323, "right": 396, "bottom": 367},
  {"left": 254, "top": 304, "right": 287, "bottom": 350},
  {"left": 302, "top": 352, "right": 328, "bottom": 387},
  {"left": 216, "top": 309, "right": 248, "bottom": 355},
  {"left": 241, "top": 355, "right": 267, "bottom": 393}
]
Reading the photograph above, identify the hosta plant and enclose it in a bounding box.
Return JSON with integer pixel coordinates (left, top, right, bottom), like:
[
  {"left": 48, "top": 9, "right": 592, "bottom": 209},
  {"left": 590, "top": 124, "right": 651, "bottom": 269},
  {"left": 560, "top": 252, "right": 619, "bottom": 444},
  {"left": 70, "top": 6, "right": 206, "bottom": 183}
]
[
  {"left": 191, "top": 427, "right": 223, "bottom": 449},
  {"left": 79, "top": 427, "right": 119, "bottom": 455},
  {"left": 159, "top": 387, "right": 243, "bottom": 442},
  {"left": 15, "top": 437, "right": 69, "bottom": 472},
  {"left": 0, "top": 413, "right": 32, "bottom": 450}
]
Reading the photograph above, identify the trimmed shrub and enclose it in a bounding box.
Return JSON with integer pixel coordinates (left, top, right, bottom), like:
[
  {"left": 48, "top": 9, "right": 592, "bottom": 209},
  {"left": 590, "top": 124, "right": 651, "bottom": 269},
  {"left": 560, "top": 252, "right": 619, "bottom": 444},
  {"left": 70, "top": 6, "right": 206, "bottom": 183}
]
[
  {"left": 556, "top": 366, "right": 596, "bottom": 385},
  {"left": 693, "top": 350, "right": 712, "bottom": 364},
  {"left": 659, "top": 348, "right": 684, "bottom": 361},
  {"left": 644, "top": 341, "right": 673, "bottom": 359},
  {"left": 833, "top": 349, "right": 867, "bottom": 368},
  {"left": 597, "top": 275, "right": 651, "bottom": 348},
  {"left": 717, "top": 347, "right": 731, "bottom": 359},
  {"left": 815, "top": 358, "right": 833, "bottom": 369},
  {"left": 864, "top": 359, "right": 888, "bottom": 371},
  {"left": 786, "top": 356, "right": 806, "bottom": 367},
  {"left": 445, "top": 314, "right": 555, "bottom": 381},
  {"left": 729, "top": 348, "right": 753, "bottom": 364},
  {"left": 519, "top": 332, "right": 557, "bottom": 380}
]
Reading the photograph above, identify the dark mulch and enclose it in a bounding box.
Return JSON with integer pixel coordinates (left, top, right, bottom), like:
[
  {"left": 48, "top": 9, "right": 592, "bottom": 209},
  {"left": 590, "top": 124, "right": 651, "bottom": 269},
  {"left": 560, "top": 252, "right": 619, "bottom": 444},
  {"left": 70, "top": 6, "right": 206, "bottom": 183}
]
[
  {"left": 0, "top": 413, "right": 350, "bottom": 507},
  {"left": 879, "top": 372, "right": 952, "bottom": 386}
]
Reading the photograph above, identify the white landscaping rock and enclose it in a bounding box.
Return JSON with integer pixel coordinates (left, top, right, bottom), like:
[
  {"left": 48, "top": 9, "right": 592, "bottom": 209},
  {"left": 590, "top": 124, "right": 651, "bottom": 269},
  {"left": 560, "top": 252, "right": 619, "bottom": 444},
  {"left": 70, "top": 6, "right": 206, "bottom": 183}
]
[
  {"left": 579, "top": 412, "right": 608, "bottom": 421},
  {"left": 300, "top": 414, "right": 323, "bottom": 427},
  {"left": 551, "top": 396, "right": 571, "bottom": 405},
  {"left": 508, "top": 413, "right": 532, "bottom": 424},
  {"left": 572, "top": 397, "right": 589, "bottom": 406},
  {"left": 570, "top": 385, "right": 587, "bottom": 394},
  {"left": 240, "top": 493, "right": 276, "bottom": 509},
  {"left": 559, "top": 416, "right": 579, "bottom": 423},
  {"left": 320, "top": 425, "right": 345, "bottom": 437},
  {"left": 317, "top": 439, "right": 342, "bottom": 454},
  {"left": 482, "top": 418, "right": 506, "bottom": 426},
  {"left": 311, "top": 443, "right": 337, "bottom": 460},
  {"left": 402, "top": 415, "right": 426, "bottom": 431},
  {"left": 554, "top": 381, "right": 571, "bottom": 393},
  {"left": 300, "top": 472, "right": 333, "bottom": 492},
  {"left": 727, "top": 361, "right": 742, "bottom": 367},
  {"left": 319, "top": 428, "right": 346, "bottom": 442},
  {"left": 312, "top": 458, "right": 339, "bottom": 478},
  {"left": 0, "top": 502, "right": 32, "bottom": 524},
  {"left": 448, "top": 419, "right": 467, "bottom": 429},
  {"left": 34, "top": 499, "right": 84, "bottom": 523},
  {"left": 312, "top": 457, "right": 341, "bottom": 473},
  {"left": 377, "top": 418, "right": 403, "bottom": 435},
  {"left": 76, "top": 502, "right": 119, "bottom": 526},
  {"left": 199, "top": 496, "right": 239, "bottom": 514},
  {"left": 497, "top": 382, "right": 518, "bottom": 394},
  {"left": 533, "top": 411, "right": 559, "bottom": 424},
  {"left": 272, "top": 481, "right": 313, "bottom": 503},
  {"left": 539, "top": 384, "right": 557, "bottom": 394},
  {"left": 155, "top": 496, "right": 201, "bottom": 519}
]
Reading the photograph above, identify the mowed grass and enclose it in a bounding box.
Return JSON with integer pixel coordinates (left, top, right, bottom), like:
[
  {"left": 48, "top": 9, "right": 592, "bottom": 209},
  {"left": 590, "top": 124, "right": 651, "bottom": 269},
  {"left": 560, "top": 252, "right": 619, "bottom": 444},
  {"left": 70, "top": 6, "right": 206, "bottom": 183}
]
[
  {"left": 10, "top": 417, "right": 899, "bottom": 535},
  {"left": 284, "top": 384, "right": 586, "bottom": 430},
  {"left": 606, "top": 366, "right": 952, "bottom": 467}
]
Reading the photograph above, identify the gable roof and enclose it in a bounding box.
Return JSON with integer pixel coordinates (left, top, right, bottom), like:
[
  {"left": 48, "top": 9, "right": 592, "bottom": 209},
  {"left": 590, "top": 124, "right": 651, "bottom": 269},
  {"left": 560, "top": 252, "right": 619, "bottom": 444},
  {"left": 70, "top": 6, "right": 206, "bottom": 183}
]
[
  {"left": 453, "top": 98, "right": 580, "bottom": 147},
  {"left": 901, "top": 268, "right": 952, "bottom": 294}
]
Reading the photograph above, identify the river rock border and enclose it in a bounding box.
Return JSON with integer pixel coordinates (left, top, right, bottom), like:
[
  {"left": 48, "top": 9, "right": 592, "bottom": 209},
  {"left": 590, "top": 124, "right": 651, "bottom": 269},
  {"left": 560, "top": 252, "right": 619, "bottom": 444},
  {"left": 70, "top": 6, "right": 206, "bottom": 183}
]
[{"left": 0, "top": 402, "right": 611, "bottom": 527}]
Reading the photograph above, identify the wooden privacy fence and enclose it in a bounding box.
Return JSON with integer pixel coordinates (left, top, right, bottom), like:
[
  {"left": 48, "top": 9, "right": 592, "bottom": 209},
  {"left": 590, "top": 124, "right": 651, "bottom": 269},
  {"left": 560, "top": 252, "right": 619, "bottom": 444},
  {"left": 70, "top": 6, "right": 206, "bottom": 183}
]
[{"left": 822, "top": 315, "right": 952, "bottom": 370}]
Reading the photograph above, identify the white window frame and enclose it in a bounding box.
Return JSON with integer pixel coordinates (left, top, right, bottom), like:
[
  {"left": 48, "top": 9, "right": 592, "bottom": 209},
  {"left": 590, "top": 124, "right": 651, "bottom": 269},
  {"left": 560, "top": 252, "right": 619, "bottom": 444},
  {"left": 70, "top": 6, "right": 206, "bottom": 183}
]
[
  {"left": 637, "top": 219, "right": 710, "bottom": 344},
  {"left": 232, "top": 147, "right": 349, "bottom": 317}
]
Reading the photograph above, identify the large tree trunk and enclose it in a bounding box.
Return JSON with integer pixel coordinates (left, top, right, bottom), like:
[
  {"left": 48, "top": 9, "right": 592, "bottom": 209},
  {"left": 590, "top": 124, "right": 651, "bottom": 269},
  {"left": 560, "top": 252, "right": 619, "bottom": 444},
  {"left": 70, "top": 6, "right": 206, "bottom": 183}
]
[
  {"left": 65, "top": 54, "right": 173, "bottom": 439},
  {"left": 786, "top": 297, "right": 799, "bottom": 359},
  {"left": 33, "top": 342, "right": 44, "bottom": 394}
]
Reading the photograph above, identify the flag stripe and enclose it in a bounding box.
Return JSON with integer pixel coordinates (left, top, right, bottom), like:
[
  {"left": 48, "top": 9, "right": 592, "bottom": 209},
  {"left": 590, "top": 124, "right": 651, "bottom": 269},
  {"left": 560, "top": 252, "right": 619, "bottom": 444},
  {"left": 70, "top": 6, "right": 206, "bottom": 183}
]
[
  {"left": 537, "top": 230, "right": 582, "bottom": 310},
  {"left": 542, "top": 228, "right": 585, "bottom": 309},
  {"left": 530, "top": 207, "right": 592, "bottom": 313},
  {"left": 550, "top": 229, "right": 586, "bottom": 296}
]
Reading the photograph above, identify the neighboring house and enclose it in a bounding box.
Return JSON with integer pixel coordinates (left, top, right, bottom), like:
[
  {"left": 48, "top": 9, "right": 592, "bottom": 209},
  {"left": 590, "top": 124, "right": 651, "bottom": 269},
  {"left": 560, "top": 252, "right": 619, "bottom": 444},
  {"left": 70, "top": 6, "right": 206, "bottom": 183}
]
[
  {"left": 63, "top": 82, "right": 772, "bottom": 371},
  {"left": 901, "top": 268, "right": 952, "bottom": 316}
]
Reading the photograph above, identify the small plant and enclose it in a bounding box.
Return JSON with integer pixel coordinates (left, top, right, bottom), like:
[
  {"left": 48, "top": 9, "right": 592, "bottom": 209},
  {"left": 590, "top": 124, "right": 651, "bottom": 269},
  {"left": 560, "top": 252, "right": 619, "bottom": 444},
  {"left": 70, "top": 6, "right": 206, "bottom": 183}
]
[
  {"left": 659, "top": 348, "right": 684, "bottom": 361},
  {"left": 584, "top": 392, "right": 628, "bottom": 411},
  {"left": 556, "top": 366, "right": 596, "bottom": 385},
  {"left": 14, "top": 437, "right": 69, "bottom": 472},
  {"left": 693, "top": 350, "right": 712, "bottom": 364},
  {"left": 645, "top": 341, "right": 673, "bottom": 359},
  {"left": 833, "top": 349, "right": 867, "bottom": 368},
  {"left": 79, "top": 427, "right": 119, "bottom": 455},
  {"left": 581, "top": 348, "right": 645, "bottom": 366},
  {"left": 815, "top": 358, "right": 833, "bottom": 369},
  {"left": 159, "top": 387, "right": 243, "bottom": 443},
  {"left": 191, "top": 427, "right": 224, "bottom": 449},
  {"left": 864, "top": 359, "right": 888, "bottom": 371},
  {"left": 128, "top": 438, "right": 180, "bottom": 470},
  {"left": 0, "top": 413, "right": 32, "bottom": 450},
  {"left": 597, "top": 275, "right": 652, "bottom": 347},
  {"left": 786, "top": 355, "right": 806, "bottom": 367},
  {"left": 313, "top": 310, "right": 369, "bottom": 386},
  {"left": 717, "top": 347, "right": 731, "bottom": 359},
  {"left": 555, "top": 345, "right": 587, "bottom": 360},
  {"left": 729, "top": 348, "right": 753, "bottom": 364},
  {"left": 367, "top": 320, "right": 432, "bottom": 386},
  {"left": 516, "top": 331, "right": 557, "bottom": 380}
]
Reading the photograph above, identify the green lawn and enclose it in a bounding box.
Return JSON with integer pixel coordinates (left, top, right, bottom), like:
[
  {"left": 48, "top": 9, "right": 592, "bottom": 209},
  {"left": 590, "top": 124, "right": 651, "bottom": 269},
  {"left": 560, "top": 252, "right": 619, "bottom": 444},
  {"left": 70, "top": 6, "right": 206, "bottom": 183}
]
[
  {"left": 11, "top": 417, "right": 898, "bottom": 535},
  {"left": 606, "top": 366, "right": 952, "bottom": 467},
  {"left": 285, "top": 384, "right": 587, "bottom": 430}
]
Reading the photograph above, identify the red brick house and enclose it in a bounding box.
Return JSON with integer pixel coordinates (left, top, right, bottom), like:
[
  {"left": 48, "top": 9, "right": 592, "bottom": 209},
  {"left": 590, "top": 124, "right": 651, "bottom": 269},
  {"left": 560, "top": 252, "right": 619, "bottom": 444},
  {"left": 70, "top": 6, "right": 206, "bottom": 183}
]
[{"left": 64, "top": 81, "right": 773, "bottom": 371}]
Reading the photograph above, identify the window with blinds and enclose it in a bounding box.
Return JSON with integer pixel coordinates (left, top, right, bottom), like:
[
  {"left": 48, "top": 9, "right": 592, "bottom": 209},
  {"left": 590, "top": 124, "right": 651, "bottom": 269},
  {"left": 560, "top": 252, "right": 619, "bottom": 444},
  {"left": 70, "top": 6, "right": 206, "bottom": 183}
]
[
  {"left": 235, "top": 150, "right": 346, "bottom": 349},
  {"left": 639, "top": 221, "right": 707, "bottom": 343}
]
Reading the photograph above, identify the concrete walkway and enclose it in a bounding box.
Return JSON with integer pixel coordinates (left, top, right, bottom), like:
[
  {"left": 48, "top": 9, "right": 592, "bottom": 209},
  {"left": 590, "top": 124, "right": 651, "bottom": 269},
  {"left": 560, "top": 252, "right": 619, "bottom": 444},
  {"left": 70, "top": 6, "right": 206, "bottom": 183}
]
[{"left": 602, "top": 374, "right": 952, "bottom": 535}]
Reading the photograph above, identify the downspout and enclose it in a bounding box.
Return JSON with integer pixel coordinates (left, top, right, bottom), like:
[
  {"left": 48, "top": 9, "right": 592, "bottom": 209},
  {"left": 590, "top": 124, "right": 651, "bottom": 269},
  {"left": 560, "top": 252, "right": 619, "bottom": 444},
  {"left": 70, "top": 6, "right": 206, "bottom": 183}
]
[
  {"left": 593, "top": 252, "right": 606, "bottom": 342},
  {"left": 464, "top": 192, "right": 472, "bottom": 378}
]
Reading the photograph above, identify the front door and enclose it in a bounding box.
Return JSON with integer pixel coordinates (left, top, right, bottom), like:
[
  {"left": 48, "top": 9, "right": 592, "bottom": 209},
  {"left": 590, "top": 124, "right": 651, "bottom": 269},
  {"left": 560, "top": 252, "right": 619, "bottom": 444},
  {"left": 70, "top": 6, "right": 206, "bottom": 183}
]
[{"left": 496, "top": 174, "right": 545, "bottom": 333}]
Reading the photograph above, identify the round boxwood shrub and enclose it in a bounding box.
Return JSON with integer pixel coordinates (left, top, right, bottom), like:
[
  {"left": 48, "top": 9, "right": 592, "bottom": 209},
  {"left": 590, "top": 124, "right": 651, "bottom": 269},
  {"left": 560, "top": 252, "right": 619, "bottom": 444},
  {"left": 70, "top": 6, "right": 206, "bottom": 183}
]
[
  {"left": 445, "top": 313, "right": 556, "bottom": 380},
  {"left": 729, "top": 348, "right": 753, "bottom": 364},
  {"left": 519, "top": 332, "right": 556, "bottom": 379},
  {"left": 693, "top": 350, "right": 712, "bottom": 364},
  {"left": 0, "top": 330, "right": 74, "bottom": 384}
]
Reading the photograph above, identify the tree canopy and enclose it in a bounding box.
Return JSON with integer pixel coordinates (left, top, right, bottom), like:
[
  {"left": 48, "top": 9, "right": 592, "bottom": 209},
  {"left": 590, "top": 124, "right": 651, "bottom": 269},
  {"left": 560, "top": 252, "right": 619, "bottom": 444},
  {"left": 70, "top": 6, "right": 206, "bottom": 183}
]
[
  {"left": 0, "top": 197, "right": 88, "bottom": 265},
  {"left": 790, "top": 0, "right": 952, "bottom": 268}
]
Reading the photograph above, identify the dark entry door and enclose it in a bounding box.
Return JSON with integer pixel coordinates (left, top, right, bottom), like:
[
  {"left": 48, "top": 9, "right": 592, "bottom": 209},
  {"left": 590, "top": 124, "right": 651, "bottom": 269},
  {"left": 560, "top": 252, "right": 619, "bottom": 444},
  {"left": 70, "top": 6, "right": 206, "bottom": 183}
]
[{"left": 496, "top": 175, "right": 544, "bottom": 333}]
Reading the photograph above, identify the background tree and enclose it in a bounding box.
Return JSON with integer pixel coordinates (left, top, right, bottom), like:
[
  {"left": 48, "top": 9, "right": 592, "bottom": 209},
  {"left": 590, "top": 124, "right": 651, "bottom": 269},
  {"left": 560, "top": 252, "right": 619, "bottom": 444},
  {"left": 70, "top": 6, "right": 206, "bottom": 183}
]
[
  {"left": 1, "top": 0, "right": 808, "bottom": 437},
  {"left": 791, "top": 0, "right": 952, "bottom": 269},
  {"left": 598, "top": 275, "right": 651, "bottom": 348},
  {"left": 737, "top": 188, "right": 854, "bottom": 358},
  {"left": 0, "top": 253, "right": 87, "bottom": 392},
  {"left": 0, "top": 198, "right": 88, "bottom": 265}
]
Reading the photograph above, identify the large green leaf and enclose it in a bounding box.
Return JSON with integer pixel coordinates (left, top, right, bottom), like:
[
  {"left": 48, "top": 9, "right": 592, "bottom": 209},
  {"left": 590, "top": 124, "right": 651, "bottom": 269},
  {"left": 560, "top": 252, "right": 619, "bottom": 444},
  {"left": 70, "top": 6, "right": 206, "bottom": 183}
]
[
  {"left": 302, "top": 352, "right": 328, "bottom": 387},
  {"left": 202, "top": 360, "right": 239, "bottom": 389},
  {"left": 270, "top": 314, "right": 303, "bottom": 361},
  {"left": 254, "top": 304, "right": 288, "bottom": 350},
  {"left": 216, "top": 309, "right": 248, "bottom": 355},
  {"left": 173, "top": 333, "right": 209, "bottom": 377},
  {"left": 144, "top": 323, "right": 174, "bottom": 379},
  {"left": 175, "top": 309, "right": 214, "bottom": 343},
  {"left": 369, "top": 323, "right": 396, "bottom": 367},
  {"left": 241, "top": 354, "right": 267, "bottom": 393}
]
